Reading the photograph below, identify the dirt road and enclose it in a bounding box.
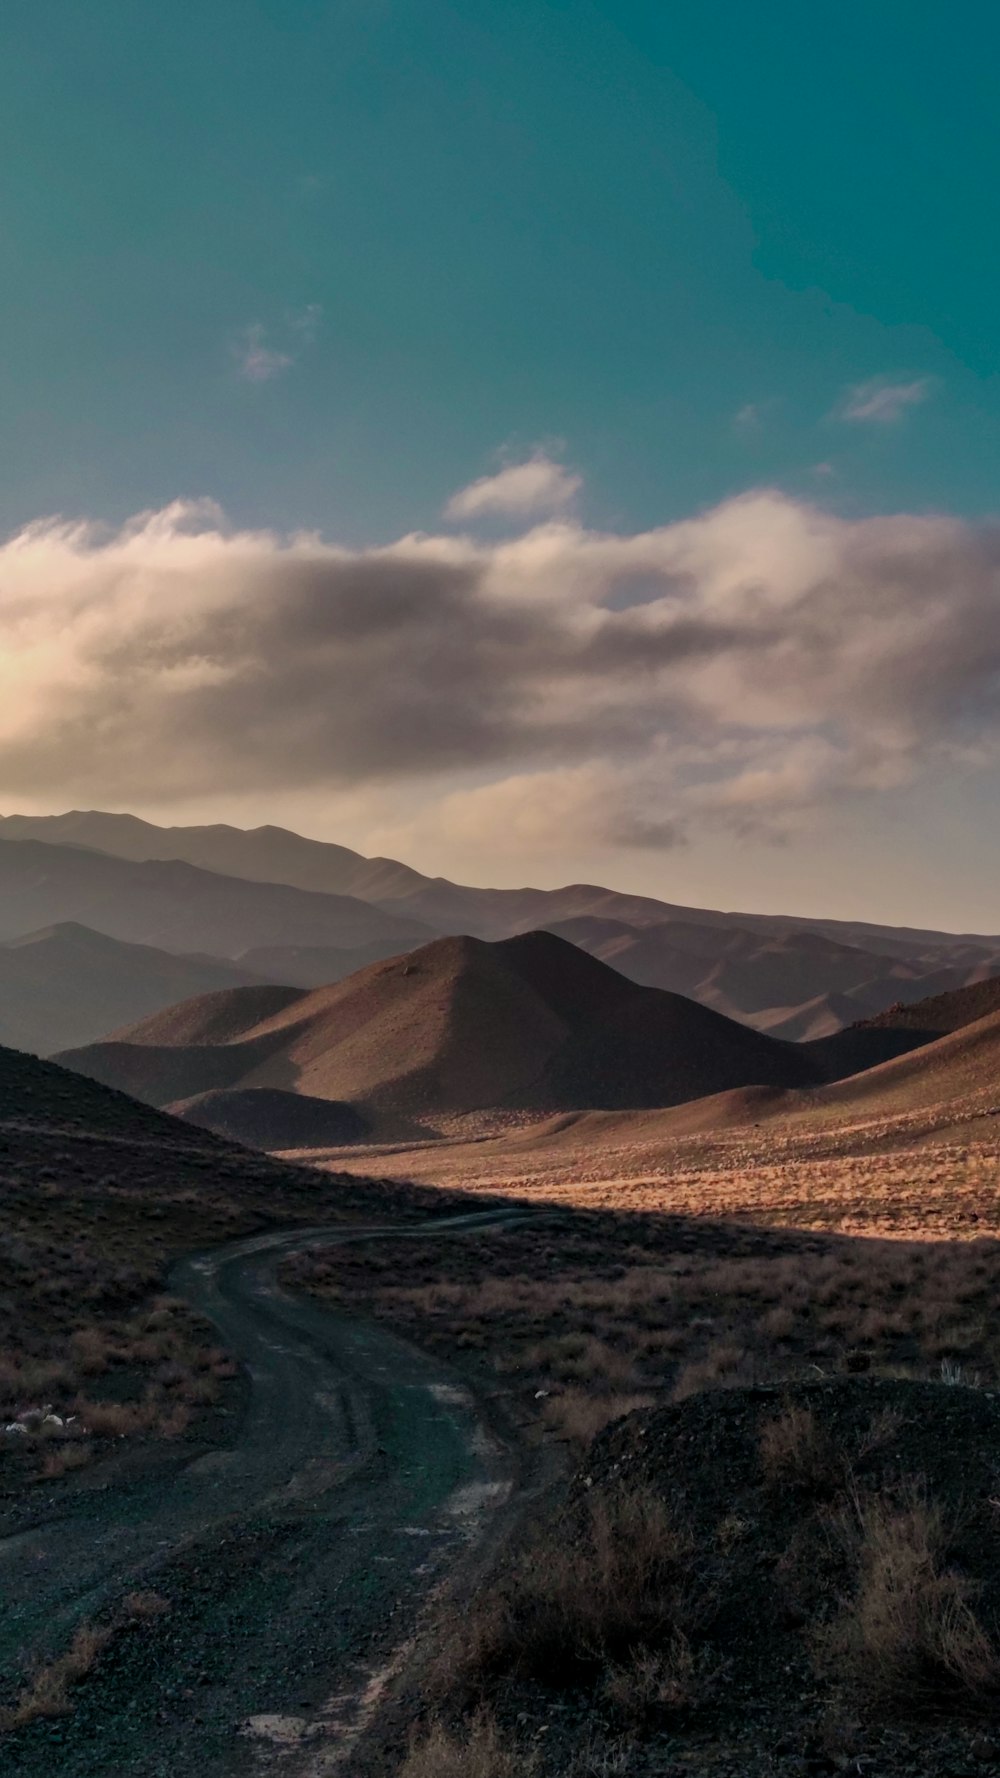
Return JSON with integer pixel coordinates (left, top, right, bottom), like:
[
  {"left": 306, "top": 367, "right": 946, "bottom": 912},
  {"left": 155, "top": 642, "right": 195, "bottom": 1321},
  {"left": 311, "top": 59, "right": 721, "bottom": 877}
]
[{"left": 0, "top": 1208, "right": 530, "bottom": 1777}]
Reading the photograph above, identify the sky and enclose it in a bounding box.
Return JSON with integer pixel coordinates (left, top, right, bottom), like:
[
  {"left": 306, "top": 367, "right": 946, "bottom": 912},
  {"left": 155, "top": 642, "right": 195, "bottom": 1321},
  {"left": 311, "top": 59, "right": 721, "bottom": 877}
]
[{"left": 2, "top": 1, "right": 1000, "bottom": 930}]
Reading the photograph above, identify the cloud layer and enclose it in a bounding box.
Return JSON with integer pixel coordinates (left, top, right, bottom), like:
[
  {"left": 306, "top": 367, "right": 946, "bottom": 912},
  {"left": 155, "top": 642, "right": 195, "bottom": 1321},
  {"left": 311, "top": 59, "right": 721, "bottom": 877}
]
[{"left": 1, "top": 490, "right": 998, "bottom": 852}]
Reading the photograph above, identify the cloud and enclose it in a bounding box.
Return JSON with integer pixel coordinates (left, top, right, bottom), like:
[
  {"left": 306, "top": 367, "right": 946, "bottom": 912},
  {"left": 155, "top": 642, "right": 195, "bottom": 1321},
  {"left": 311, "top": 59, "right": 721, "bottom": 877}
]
[
  {"left": 445, "top": 452, "right": 582, "bottom": 522},
  {"left": 232, "top": 307, "right": 323, "bottom": 382},
  {"left": 1, "top": 489, "right": 999, "bottom": 852},
  {"left": 289, "top": 304, "right": 323, "bottom": 344},
  {"left": 839, "top": 376, "right": 935, "bottom": 424}
]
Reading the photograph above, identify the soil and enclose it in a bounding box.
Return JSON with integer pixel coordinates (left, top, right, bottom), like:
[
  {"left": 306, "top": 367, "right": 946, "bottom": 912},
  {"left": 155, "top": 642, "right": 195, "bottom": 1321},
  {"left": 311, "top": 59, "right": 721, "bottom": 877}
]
[
  {"left": 0, "top": 1208, "right": 537, "bottom": 1778},
  {"left": 445, "top": 1379, "right": 1000, "bottom": 1778}
]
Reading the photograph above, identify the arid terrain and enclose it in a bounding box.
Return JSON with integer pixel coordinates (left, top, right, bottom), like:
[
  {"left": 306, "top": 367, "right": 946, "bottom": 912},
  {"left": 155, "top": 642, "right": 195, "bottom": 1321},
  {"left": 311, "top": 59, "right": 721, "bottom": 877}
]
[{"left": 4, "top": 812, "right": 1000, "bottom": 1777}]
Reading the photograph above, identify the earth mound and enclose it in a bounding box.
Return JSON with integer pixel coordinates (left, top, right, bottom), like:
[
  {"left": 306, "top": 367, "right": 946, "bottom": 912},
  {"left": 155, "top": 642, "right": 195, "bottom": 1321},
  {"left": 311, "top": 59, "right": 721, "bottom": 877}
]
[{"left": 449, "top": 1379, "right": 1000, "bottom": 1777}]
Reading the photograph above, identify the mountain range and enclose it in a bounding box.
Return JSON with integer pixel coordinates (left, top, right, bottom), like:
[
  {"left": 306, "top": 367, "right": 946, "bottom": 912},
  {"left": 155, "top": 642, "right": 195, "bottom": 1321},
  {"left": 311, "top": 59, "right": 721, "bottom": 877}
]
[
  {"left": 58, "top": 931, "right": 825, "bottom": 1146},
  {"left": 0, "top": 809, "right": 998, "bottom": 1057}
]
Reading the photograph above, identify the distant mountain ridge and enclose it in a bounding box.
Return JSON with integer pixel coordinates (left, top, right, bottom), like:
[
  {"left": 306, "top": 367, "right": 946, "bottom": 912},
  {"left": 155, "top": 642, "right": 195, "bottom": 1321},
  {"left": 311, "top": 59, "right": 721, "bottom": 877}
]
[
  {"left": 4, "top": 809, "right": 998, "bottom": 950},
  {"left": 0, "top": 834, "right": 433, "bottom": 958},
  {"left": 2, "top": 810, "right": 998, "bottom": 1046}
]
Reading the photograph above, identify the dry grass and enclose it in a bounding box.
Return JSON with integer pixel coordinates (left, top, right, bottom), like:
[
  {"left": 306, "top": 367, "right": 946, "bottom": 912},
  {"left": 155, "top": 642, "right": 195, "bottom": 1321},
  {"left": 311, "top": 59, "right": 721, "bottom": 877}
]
[
  {"left": 441, "top": 1484, "right": 707, "bottom": 1698},
  {"left": 0, "top": 1624, "right": 112, "bottom": 1730},
  {"left": 602, "top": 1631, "right": 715, "bottom": 1723},
  {"left": 289, "top": 1213, "right": 1000, "bottom": 1453},
  {"left": 38, "top": 1441, "right": 94, "bottom": 1481},
  {"left": 819, "top": 1492, "right": 1000, "bottom": 1708},
  {"left": 400, "top": 1711, "right": 535, "bottom": 1778},
  {"left": 0, "top": 1589, "right": 172, "bottom": 1734},
  {"left": 759, "top": 1404, "right": 839, "bottom": 1492}
]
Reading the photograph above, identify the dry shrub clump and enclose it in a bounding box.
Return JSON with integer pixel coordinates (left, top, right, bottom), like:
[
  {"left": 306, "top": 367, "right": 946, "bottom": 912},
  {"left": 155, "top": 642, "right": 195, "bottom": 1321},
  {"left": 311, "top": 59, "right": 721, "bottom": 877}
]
[
  {"left": 0, "top": 1624, "right": 112, "bottom": 1730},
  {"left": 0, "top": 1590, "right": 172, "bottom": 1734},
  {"left": 819, "top": 1492, "right": 1000, "bottom": 1709},
  {"left": 444, "top": 1484, "right": 709, "bottom": 1710},
  {"left": 400, "top": 1710, "right": 535, "bottom": 1778}
]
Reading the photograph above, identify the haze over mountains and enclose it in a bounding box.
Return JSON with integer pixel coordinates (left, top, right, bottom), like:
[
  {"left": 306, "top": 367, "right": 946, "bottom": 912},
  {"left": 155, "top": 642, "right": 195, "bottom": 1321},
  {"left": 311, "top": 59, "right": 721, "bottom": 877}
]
[
  {"left": 0, "top": 810, "right": 998, "bottom": 1060},
  {"left": 0, "top": 923, "right": 265, "bottom": 1056}
]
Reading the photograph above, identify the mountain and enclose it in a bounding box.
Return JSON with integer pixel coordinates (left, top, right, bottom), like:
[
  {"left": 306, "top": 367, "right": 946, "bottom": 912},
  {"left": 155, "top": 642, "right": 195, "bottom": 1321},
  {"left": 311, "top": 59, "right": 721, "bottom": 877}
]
[
  {"left": 237, "top": 939, "right": 410, "bottom": 987},
  {"left": 0, "top": 836, "right": 433, "bottom": 961},
  {"left": 806, "top": 970, "right": 1000, "bottom": 1080},
  {"left": 0, "top": 922, "right": 276, "bottom": 1056},
  {"left": 536, "top": 916, "right": 983, "bottom": 1039},
  {"left": 3, "top": 812, "right": 997, "bottom": 1041},
  {"left": 57, "top": 930, "right": 824, "bottom": 1142},
  {"left": 4, "top": 810, "right": 998, "bottom": 954}
]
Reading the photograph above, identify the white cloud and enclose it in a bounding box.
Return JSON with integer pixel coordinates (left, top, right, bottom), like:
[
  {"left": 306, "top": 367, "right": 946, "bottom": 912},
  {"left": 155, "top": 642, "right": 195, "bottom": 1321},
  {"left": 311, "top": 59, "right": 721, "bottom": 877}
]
[
  {"left": 839, "top": 376, "right": 935, "bottom": 424},
  {"left": 232, "top": 308, "right": 323, "bottom": 382},
  {"left": 233, "top": 324, "right": 293, "bottom": 383},
  {"left": 445, "top": 452, "right": 582, "bottom": 522},
  {"left": 1, "top": 489, "right": 998, "bottom": 851}
]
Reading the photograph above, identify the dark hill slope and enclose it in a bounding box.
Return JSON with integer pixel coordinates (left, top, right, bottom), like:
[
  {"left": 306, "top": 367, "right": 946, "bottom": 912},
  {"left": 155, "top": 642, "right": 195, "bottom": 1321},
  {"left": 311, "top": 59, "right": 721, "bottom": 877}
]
[
  {"left": 57, "top": 931, "right": 823, "bottom": 1138},
  {"left": 807, "top": 971, "right": 1000, "bottom": 1079}
]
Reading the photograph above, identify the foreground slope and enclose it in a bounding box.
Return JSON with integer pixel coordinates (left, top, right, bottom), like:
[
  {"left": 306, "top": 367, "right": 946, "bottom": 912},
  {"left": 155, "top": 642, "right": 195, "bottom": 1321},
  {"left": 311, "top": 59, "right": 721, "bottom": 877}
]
[{"left": 58, "top": 930, "right": 821, "bottom": 1137}]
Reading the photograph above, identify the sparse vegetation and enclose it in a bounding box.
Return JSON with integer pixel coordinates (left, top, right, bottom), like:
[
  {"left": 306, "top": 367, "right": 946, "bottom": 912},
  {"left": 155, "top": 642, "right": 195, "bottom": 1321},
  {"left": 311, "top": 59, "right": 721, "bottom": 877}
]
[
  {"left": 0, "top": 1624, "right": 113, "bottom": 1731},
  {"left": 438, "top": 1484, "right": 708, "bottom": 1701},
  {"left": 819, "top": 1491, "right": 1000, "bottom": 1707},
  {"left": 400, "top": 1711, "right": 535, "bottom": 1778}
]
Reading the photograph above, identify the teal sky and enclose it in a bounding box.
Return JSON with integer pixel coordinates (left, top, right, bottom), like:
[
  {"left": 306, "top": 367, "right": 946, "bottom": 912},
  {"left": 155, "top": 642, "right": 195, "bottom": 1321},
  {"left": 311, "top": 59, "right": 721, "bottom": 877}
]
[
  {"left": 2, "top": 2, "right": 1000, "bottom": 929},
  {"left": 3, "top": 0, "right": 999, "bottom": 540}
]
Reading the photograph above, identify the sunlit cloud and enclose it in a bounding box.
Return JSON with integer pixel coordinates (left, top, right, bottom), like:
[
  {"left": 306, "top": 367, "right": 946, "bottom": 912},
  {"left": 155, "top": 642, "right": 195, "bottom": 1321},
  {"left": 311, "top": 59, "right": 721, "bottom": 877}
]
[
  {"left": 445, "top": 451, "right": 582, "bottom": 522},
  {"left": 1, "top": 488, "right": 998, "bottom": 854}
]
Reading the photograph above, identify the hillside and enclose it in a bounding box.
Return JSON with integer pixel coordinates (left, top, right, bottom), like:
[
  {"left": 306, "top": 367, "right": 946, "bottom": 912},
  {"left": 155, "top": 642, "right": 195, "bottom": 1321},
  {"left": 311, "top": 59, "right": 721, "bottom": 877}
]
[
  {"left": 57, "top": 930, "right": 822, "bottom": 1140},
  {"left": 3, "top": 811, "right": 997, "bottom": 1039},
  {"left": 806, "top": 969, "right": 1000, "bottom": 1079},
  {"left": 539, "top": 915, "right": 978, "bottom": 1039},
  {"left": 0, "top": 836, "right": 432, "bottom": 960},
  {"left": 815, "top": 1007, "right": 1000, "bottom": 1123},
  {"left": 0, "top": 923, "right": 272, "bottom": 1056},
  {"left": 236, "top": 938, "right": 409, "bottom": 987}
]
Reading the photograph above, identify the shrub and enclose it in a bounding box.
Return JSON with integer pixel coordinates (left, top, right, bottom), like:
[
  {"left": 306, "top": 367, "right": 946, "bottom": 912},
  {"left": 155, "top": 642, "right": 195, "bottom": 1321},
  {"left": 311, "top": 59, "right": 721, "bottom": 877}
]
[
  {"left": 400, "top": 1711, "right": 534, "bottom": 1777},
  {"left": 447, "top": 1485, "right": 706, "bottom": 1692},
  {"left": 818, "top": 1492, "right": 1000, "bottom": 1708}
]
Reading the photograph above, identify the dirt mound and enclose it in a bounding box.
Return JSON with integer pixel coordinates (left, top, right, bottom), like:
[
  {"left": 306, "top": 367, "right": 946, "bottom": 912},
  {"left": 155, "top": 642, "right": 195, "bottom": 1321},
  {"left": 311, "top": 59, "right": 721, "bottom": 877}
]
[
  {"left": 447, "top": 1379, "right": 1000, "bottom": 1775},
  {"left": 581, "top": 1381, "right": 1000, "bottom": 1755},
  {"left": 169, "top": 1086, "right": 369, "bottom": 1149},
  {"left": 57, "top": 931, "right": 820, "bottom": 1135}
]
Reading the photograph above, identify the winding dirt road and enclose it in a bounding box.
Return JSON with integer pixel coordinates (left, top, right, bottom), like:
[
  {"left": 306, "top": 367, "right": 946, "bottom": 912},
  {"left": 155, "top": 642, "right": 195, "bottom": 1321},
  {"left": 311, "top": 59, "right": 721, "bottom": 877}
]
[{"left": 0, "top": 1208, "right": 531, "bottom": 1778}]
